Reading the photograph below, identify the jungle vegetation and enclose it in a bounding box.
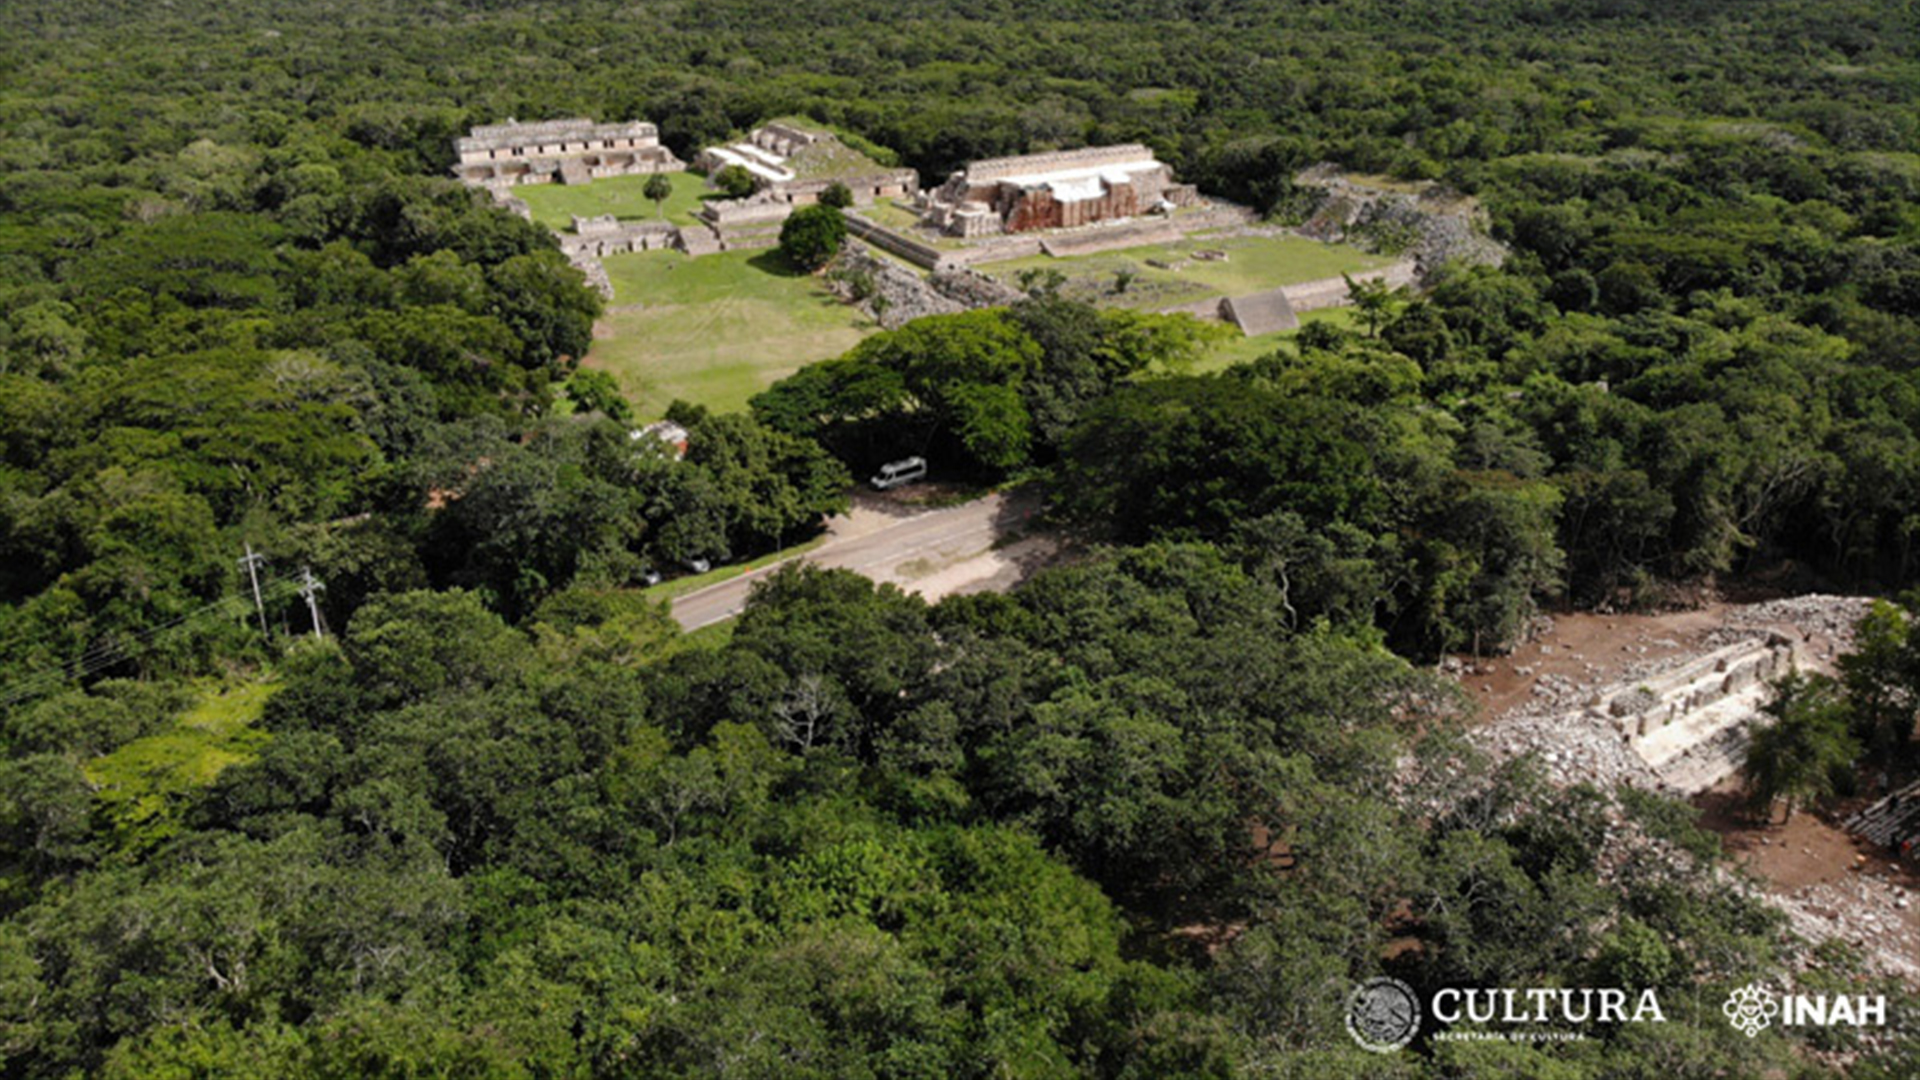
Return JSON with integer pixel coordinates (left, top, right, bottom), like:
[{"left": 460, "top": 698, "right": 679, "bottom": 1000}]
[{"left": 2, "top": 0, "right": 1919, "bottom": 1075}]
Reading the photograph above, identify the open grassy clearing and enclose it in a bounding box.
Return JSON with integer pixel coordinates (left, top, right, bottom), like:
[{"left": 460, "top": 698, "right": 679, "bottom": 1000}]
[
  {"left": 980, "top": 231, "right": 1393, "bottom": 310},
  {"left": 854, "top": 198, "right": 925, "bottom": 230},
  {"left": 515, "top": 170, "right": 718, "bottom": 231},
  {"left": 587, "top": 248, "right": 875, "bottom": 418}
]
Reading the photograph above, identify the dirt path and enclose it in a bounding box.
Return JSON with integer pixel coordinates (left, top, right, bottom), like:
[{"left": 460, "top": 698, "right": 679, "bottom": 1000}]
[{"left": 1456, "top": 606, "right": 1730, "bottom": 720}]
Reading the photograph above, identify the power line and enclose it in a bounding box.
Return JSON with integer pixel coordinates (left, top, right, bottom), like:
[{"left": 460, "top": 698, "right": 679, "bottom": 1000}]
[
  {"left": 297, "top": 566, "right": 327, "bottom": 640},
  {"left": 239, "top": 543, "right": 270, "bottom": 637},
  {"left": 0, "top": 567, "right": 305, "bottom": 710}
]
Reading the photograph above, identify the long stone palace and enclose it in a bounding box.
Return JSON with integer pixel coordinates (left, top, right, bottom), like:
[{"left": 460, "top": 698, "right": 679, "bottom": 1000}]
[{"left": 452, "top": 118, "right": 683, "bottom": 188}]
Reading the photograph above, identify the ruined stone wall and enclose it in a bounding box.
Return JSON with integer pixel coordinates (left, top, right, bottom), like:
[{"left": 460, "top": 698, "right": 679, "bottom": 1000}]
[
  {"left": 963, "top": 144, "right": 1158, "bottom": 183},
  {"left": 1594, "top": 635, "right": 1797, "bottom": 743},
  {"left": 777, "top": 171, "right": 920, "bottom": 206},
  {"left": 929, "top": 266, "right": 1023, "bottom": 308},
  {"left": 831, "top": 246, "right": 1027, "bottom": 328},
  {"left": 843, "top": 213, "right": 953, "bottom": 270},
  {"left": 699, "top": 197, "right": 795, "bottom": 227},
  {"left": 1158, "top": 296, "right": 1230, "bottom": 322},
  {"left": 1278, "top": 259, "right": 1419, "bottom": 313},
  {"left": 557, "top": 218, "right": 679, "bottom": 258},
  {"left": 1036, "top": 219, "right": 1183, "bottom": 257},
  {"left": 943, "top": 235, "right": 1045, "bottom": 266},
  {"left": 488, "top": 189, "right": 533, "bottom": 221}
]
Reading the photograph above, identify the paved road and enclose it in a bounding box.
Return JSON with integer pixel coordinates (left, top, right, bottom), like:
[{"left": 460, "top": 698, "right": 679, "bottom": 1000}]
[{"left": 671, "top": 492, "right": 1031, "bottom": 631}]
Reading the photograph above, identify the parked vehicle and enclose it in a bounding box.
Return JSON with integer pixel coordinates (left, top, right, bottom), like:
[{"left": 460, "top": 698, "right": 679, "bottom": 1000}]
[
  {"left": 641, "top": 569, "right": 663, "bottom": 587},
  {"left": 686, "top": 557, "right": 712, "bottom": 574},
  {"left": 870, "top": 456, "right": 927, "bottom": 491}
]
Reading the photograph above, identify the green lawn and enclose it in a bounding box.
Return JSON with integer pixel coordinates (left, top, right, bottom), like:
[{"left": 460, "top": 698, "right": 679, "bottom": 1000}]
[
  {"left": 981, "top": 232, "right": 1394, "bottom": 311},
  {"left": 855, "top": 198, "right": 925, "bottom": 230},
  {"left": 515, "top": 171, "right": 719, "bottom": 231},
  {"left": 589, "top": 248, "right": 874, "bottom": 418}
]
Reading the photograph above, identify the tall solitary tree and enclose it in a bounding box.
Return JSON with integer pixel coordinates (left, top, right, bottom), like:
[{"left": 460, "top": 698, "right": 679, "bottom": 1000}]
[
  {"left": 1743, "top": 672, "right": 1858, "bottom": 824},
  {"left": 644, "top": 173, "right": 674, "bottom": 219},
  {"left": 1345, "top": 274, "right": 1404, "bottom": 337},
  {"left": 779, "top": 205, "right": 847, "bottom": 272},
  {"left": 1838, "top": 597, "right": 1920, "bottom": 770}
]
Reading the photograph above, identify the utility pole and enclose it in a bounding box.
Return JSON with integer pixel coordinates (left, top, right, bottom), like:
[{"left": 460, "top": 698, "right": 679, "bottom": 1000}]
[
  {"left": 237, "top": 544, "right": 269, "bottom": 637},
  {"left": 297, "top": 567, "right": 326, "bottom": 639}
]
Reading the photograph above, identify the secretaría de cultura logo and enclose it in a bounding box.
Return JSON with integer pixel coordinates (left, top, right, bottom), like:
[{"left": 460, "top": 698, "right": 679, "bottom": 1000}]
[{"left": 1343, "top": 978, "right": 1890, "bottom": 1052}]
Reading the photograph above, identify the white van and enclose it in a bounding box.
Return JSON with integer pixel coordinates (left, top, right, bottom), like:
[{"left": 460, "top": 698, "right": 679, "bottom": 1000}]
[{"left": 870, "top": 456, "right": 927, "bottom": 490}]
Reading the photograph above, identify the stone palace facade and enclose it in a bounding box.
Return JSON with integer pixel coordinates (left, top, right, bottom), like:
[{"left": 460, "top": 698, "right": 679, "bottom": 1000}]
[
  {"left": 452, "top": 118, "right": 683, "bottom": 189},
  {"left": 918, "top": 144, "right": 1197, "bottom": 237}
]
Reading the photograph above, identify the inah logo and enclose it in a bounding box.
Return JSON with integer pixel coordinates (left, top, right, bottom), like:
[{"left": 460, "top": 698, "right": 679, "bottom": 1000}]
[
  {"left": 1347, "top": 977, "right": 1421, "bottom": 1053},
  {"left": 1723, "top": 983, "right": 1779, "bottom": 1038},
  {"left": 1722, "top": 982, "right": 1885, "bottom": 1037}
]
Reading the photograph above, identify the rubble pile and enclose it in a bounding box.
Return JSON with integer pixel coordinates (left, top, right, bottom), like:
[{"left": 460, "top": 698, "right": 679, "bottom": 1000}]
[
  {"left": 1292, "top": 164, "right": 1506, "bottom": 280},
  {"left": 829, "top": 246, "right": 966, "bottom": 327},
  {"left": 1770, "top": 871, "right": 1920, "bottom": 983},
  {"left": 1707, "top": 594, "right": 1873, "bottom": 658},
  {"left": 1471, "top": 708, "right": 1661, "bottom": 790}
]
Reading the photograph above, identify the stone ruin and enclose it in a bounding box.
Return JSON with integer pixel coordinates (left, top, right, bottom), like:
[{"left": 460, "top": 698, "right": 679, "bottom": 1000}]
[
  {"left": 1594, "top": 634, "right": 1794, "bottom": 739},
  {"left": 1293, "top": 164, "right": 1504, "bottom": 280},
  {"left": 452, "top": 118, "right": 684, "bottom": 189},
  {"left": 918, "top": 144, "right": 1198, "bottom": 238},
  {"left": 828, "top": 245, "right": 1025, "bottom": 329},
  {"left": 1161, "top": 258, "right": 1421, "bottom": 338},
  {"left": 565, "top": 214, "right": 678, "bottom": 254},
  {"left": 695, "top": 123, "right": 919, "bottom": 208},
  {"left": 1588, "top": 633, "right": 1800, "bottom": 792}
]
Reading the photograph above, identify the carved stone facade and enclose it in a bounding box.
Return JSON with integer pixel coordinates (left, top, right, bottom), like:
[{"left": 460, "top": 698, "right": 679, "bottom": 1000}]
[
  {"left": 558, "top": 215, "right": 679, "bottom": 258},
  {"left": 919, "top": 144, "right": 1197, "bottom": 237},
  {"left": 453, "top": 118, "right": 683, "bottom": 189}
]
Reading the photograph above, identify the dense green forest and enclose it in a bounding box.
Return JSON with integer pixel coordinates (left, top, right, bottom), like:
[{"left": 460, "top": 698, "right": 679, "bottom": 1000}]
[{"left": 4, "top": 0, "right": 1920, "bottom": 1075}]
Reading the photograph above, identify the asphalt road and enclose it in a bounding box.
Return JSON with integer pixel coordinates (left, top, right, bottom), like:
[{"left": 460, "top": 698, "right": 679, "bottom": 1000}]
[{"left": 670, "top": 492, "right": 1028, "bottom": 631}]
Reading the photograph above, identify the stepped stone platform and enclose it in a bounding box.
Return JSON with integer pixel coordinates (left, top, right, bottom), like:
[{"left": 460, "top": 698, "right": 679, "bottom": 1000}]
[
  {"left": 1222, "top": 290, "right": 1299, "bottom": 335},
  {"left": 1846, "top": 779, "right": 1920, "bottom": 858},
  {"left": 1585, "top": 634, "right": 1799, "bottom": 792}
]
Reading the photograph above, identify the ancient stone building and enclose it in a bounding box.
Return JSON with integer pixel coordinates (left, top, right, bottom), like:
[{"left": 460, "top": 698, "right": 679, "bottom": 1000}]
[
  {"left": 918, "top": 145, "right": 1197, "bottom": 237},
  {"left": 694, "top": 124, "right": 918, "bottom": 206},
  {"left": 559, "top": 215, "right": 679, "bottom": 258},
  {"left": 452, "top": 118, "right": 683, "bottom": 189}
]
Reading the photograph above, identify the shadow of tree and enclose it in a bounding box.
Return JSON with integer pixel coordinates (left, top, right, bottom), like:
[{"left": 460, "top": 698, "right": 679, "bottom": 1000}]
[{"left": 747, "top": 248, "right": 805, "bottom": 278}]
